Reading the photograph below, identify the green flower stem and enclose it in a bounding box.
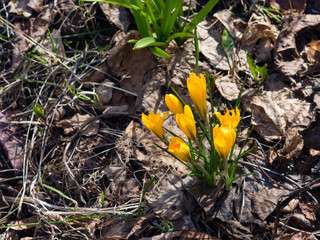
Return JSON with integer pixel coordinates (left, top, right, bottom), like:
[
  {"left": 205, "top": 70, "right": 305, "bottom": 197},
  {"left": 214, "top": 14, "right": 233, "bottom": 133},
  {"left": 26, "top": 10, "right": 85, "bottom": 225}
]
[
  {"left": 161, "top": 138, "right": 170, "bottom": 146},
  {"left": 223, "top": 157, "right": 231, "bottom": 190},
  {"left": 192, "top": 161, "right": 213, "bottom": 185}
]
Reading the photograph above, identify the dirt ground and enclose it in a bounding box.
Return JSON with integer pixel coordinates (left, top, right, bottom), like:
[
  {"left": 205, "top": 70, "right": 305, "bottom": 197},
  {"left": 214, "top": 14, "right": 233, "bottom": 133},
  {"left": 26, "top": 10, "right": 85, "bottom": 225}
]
[{"left": 0, "top": 0, "right": 320, "bottom": 239}]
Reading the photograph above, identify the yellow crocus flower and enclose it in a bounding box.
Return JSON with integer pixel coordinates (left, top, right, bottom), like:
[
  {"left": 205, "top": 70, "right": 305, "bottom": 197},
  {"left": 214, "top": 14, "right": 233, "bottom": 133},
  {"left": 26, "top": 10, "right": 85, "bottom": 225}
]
[
  {"left": 165, "top": 94, "right": 184, "bottom": 115},
  {"left": 213, "top": 125, "right": 236, "bottom": 160},
  {"left": 168, "top": 137, "right": 192, "bottom": 162},
  {"left": 214, "top": 107, "right": 241, "bottom": 129},
  {"left": 142, "top": 110, "right": 169, "bottom": 140},
  {"left": 176, "top": 105, "right": 197, "bottom": 141},
  {"left": 187, "top": 72, "right": 208, "bottom": 120}
]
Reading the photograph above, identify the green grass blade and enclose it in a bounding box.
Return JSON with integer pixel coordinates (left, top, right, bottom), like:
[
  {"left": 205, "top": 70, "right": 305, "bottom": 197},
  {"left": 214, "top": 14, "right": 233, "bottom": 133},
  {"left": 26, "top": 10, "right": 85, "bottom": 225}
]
[
  {"left": 133, "top": 37, "right": 166, "bottom": 49},
  {"left": 145, "top": 0, "right": 161, "bottom": 37},
  {"left": 149, "top": 46, "right": 170, "bottom": 58},
  {"left": 222, "top": 28, "right": 234, "bottom": 69},
  {"left": 234, "top": 75, "right": 247, "bottom": 109},
  {"left": 130, "top": 0, "right": 153, "bottom": 38},
  {"left": 47, "top": 28, "right": 59, "bottom": 57},
  {"left": 246, "top": 54, "right": 258, "bottom": 81},
  {"left": 184, "top": 0, "right": 219, "bottom": 33},
  {"left": 164, "top": 32, "right": 195, "bottom": 44},
  {"left": 256, "top": 64, "right": 267, "bottom": 83},
  {"left": 33, "top": 103, "right": 44, "bottom": 118},
  {"left": 42, "top": 184, "right": 78, "bottom": 211},
  {"left": 66, "top": 82, "right": 94, "bottom": 101},
  {"left": 161, "top": 0, "right": 183, "bottom": 41},
  {"left": 137, "top": 176, "right": 157, "bottom": 217}
]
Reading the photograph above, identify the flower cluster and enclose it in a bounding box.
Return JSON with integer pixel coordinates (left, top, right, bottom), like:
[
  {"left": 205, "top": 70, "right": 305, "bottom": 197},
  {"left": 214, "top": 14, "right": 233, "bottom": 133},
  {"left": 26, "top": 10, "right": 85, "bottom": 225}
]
[{"left": 142, "top": 72, "right": 250, "bottom": 188}]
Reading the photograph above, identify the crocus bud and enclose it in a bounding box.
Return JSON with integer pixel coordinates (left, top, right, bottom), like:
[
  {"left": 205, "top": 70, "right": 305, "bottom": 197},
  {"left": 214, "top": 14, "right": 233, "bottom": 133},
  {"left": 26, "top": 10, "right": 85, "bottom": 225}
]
[
  {"left": 165, "top": 94, "right": 184, "bottom": 115},
  {"left": 168, "top": 137, "right": 192, "bottom": 162},
  {"left": 213, "top": 125, "right": 236, "bottom": 160},
  {"left": 187, "top": 72, "right": 208, "bottom": 120},
  {"left": 176, "top": 105, "right": 197, "bottom": 141}
]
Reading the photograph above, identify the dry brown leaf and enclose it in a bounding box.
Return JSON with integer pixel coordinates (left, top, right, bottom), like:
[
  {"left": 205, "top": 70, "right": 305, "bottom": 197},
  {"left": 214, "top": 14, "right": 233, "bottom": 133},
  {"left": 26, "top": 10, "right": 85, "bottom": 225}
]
[
  {"left": 211, "top": 163, "right": 271, "bottom": 227},
  {"left": 242, "top": 89, "right": 312, "bottom": 141},
  {"left": 268, "top": 128, "right": 304, "bottom": 169},
  {"left": 241, "top": 13, "right": 279, "bottom": 46},
  {"left": 100, "top": 164, "right": 140, "bottom": 204},
  {"left": 275, "top": 15, "right": 320, "bottom": 77},
  {"left": 11, "top": 7, "right": 53, "bottom": 72},
  {"left": 313, "top": 90, "right": 320, "bottom": 110},
  {"left": 280, "top": 129, "right": 304, "bottom": 159},
  {"left": 241, "top": 13, "right": 279, "bottom": 62},
  {"left": 288, "top": 213, "right": 313, "bottom": 229},
  {"left": 214, "top": 75, "right": 240, "bottom": 101},
  {"left": 56, "top": 113, "right": 99, "bottom": 136},
  {"left": 108, "top": 31, "right": 157, "bottom": 96},
  {"left": 8, "top": 0, "right": 34, "bottom": 17},
  {"left": 214, "top": 10, "right": 278, "bottom": 64},
  {"left": 57, "top": 0, "right": 85, "bottom": 36},
  {"left": 298, "top": 202, "right": 317, "bottom": 222},
  {"left": 184, "top": 178, "right": 224, "bottom": 219},
  {"left": 306, "top": 40, "right": 320, "bottom": 63},
  {"left": 99, "top": 3, "right": 132, "bottom": 32},
  {"left": 167, "top": 39, "right": 203, "bottom": 88},
  {"left": 267, "top": 0, "right": 307, "bottom": 16},
  {"left": 280, "top": 231, "right": 318, "bottom": 240},
  {"left": 146, "top": 173, "right": 196, "bottom": 230},
  {"left": 27, "top": 0, "right": 44, "bottom": 12},
  {"left": 127, "top": 214, "right": 154, "bottom": 239},
  {"left": 197, "top": 20, "right": 231, "bottom": 71},
  {"left": 140, "top": 230, "right": 220, "bottom": 240},
  {"left": 252, "top": 188, "right": 290, "bottom": 221},
  {"left": 281, "top": 198, "right": 299, "bottom": 213},
  {"left": 303, "top": 111, "right": 320, "bottom": 150},
  {"left": 290, "top": 232, "right": 318, "bottom": 240},
  {"left": 36, "top": 29, "right": 65, "bottom": 64},
  {"left": 0, "top": 112, "right": 24, "bottom": 172},
  {"left": 96, "top": 80, "right": 114, "bottom": 106},
  {"left": 213, "top": 10, "right": 245, "bottom": 40},
  {"left": 99, "top": 217, "right": 139, "bottom": 239},
  {"left": 118, "top": 120, "right": 189, "bottom": 177},
  {"left": 135, "top": 70, "right": 167, "bottom": 112}
]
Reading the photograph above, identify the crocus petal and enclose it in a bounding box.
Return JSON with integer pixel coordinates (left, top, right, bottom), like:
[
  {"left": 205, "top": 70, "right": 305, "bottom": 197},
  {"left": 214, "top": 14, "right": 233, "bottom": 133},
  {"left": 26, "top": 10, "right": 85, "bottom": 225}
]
[
  {"left": 165, "top": 94, "right": 184, "bottom": 115},
  {"left": 176, "top": 105, "right": 197, "bottom": 141},
  {"left": 142, "top": 110, "right": 169, "bottom": 140},
  {"left": 168, "top": 137, "right": 192, "bottom": 162},
  {"left": 213, "top": 107, "right": 241, "bottom": 129},
  {"left": 213, "top": 125, "right": 236, "bottom": 160},
  {"left": 187, "top": 73, "right": 208, "bottom": 120}
]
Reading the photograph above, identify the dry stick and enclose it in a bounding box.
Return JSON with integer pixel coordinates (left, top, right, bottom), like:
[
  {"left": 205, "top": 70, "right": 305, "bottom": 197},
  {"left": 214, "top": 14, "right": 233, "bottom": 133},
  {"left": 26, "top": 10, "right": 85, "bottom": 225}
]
[
  {"left": 275, "top": 219, "right": 320, "bottom": 237},
  {"left": 5, "top": 196, "right": 139, "bottom": 215},
  {"left": 272, "top": 196, "right": 283, "bottom": 240},
  {"left": 62, "top": 112, "right": 130, "bottom": 185}
]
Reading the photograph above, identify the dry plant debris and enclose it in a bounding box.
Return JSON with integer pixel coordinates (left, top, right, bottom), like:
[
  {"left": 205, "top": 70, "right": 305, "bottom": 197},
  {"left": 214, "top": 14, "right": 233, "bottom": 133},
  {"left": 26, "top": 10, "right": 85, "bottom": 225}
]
[{"left": 0, "top": 0, "right": 319, "bottom": 239}]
